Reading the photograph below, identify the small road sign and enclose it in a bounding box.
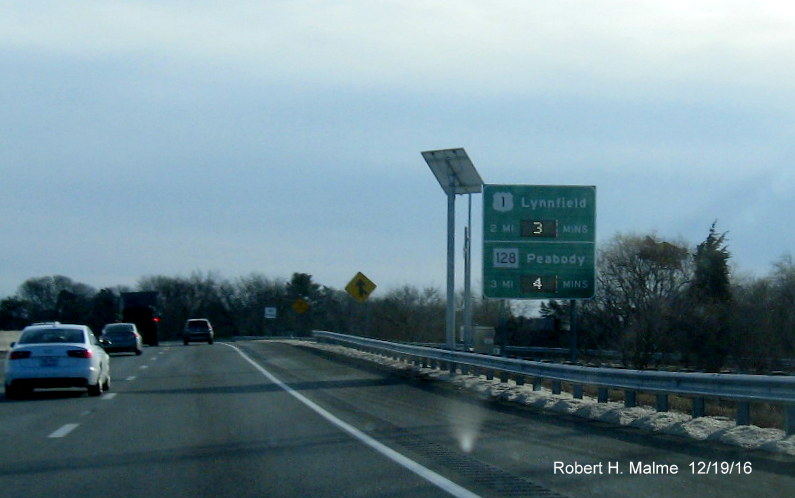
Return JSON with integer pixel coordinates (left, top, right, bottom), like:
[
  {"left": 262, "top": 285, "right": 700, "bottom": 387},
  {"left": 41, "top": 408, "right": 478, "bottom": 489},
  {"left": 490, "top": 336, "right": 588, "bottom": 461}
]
[
  {"left": 292, "top": 298, "right": 310, "bottom": 314},
  {"left": 483, "top": 184, "right": 596, "bottom": 299},
  {"left": 345, "top": 272, "right": 377, "bottom": 303}
]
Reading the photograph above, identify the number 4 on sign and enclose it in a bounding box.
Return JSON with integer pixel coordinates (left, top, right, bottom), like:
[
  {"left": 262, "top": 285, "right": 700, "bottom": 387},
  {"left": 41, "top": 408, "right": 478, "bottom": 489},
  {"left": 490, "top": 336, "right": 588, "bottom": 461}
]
[{"left": 521, "top": 275, "right": 558, "bottom": 294}]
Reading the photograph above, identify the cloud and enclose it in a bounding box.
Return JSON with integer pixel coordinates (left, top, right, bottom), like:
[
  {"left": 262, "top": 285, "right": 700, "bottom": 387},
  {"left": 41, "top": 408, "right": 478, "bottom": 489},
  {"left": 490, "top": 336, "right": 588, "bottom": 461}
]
[{"left": 2, "top": 1, "right": 795, "bottom": 297}]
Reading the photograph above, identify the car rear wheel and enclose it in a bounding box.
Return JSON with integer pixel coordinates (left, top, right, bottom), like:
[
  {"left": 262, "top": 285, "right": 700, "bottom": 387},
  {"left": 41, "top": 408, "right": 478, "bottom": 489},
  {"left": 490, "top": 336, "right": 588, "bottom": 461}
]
[
  {"left": 87, "top": 382, "right": 102, "bottom": 396},
  {"left": 5, "top": 384, "right": 22, "bottom": 400},
  {"left": 88, "top": 372, "right": 106, "bottom": 397}
]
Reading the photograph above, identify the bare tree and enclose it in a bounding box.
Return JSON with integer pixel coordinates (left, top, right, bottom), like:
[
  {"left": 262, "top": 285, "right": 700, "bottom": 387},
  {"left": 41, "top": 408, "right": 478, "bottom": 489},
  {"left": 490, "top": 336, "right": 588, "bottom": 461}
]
[{"left": 588, "top": 234, "right": 691, "bottom": 368}]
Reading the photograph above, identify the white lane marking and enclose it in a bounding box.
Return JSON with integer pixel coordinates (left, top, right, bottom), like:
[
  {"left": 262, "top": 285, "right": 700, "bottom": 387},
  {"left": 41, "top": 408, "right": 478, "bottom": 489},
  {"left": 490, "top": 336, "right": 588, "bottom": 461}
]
[
  {"left": 224, "top": 343, "right": 481, "bottom": 498},
  {"left": 139, "top": 365, "right": 149, "bottom": 370},
  {"left": 126, "top": 376, "right": 137, "bottom": 381},
  {"left": 103, "top": 393, "right": 117, "bottom": 400},
  {"left": 48, "top": 423, "right": 79, "bottom": 438}
]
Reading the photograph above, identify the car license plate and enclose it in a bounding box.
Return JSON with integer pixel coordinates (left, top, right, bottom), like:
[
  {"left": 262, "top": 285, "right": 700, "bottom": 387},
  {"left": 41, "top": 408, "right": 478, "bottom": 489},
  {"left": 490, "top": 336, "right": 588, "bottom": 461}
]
[{"left": 40, "top": 357, "right": 58, "bottom": 367}]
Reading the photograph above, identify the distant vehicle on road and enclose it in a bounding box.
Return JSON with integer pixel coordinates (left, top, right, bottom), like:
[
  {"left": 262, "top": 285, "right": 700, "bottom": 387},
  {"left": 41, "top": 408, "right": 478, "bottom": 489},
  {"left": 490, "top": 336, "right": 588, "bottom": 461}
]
[
  {"left": 100, "top": 323, "right": 143, "bottom": 355},
  {"left": 4, "top": 323, "right": 111, "bottom": 399},
  {"left": 121, "top": 291, "right": 160, "bottom": 346},
  {"left": 183, "top": 319, "right": 214, "bottom": 345}
]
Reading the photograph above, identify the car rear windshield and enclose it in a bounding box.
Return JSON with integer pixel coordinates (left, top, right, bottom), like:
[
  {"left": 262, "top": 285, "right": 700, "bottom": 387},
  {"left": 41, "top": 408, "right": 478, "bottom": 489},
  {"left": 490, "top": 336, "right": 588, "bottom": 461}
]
[
  {"left": 187, "top": 321, "right": 210, "bottom": 329},
  {"left": 19, "top": 329, "right": 85, "bottom": 344},
  {"left": 104, "top": 325, "right": 133, "bottom": 334}
]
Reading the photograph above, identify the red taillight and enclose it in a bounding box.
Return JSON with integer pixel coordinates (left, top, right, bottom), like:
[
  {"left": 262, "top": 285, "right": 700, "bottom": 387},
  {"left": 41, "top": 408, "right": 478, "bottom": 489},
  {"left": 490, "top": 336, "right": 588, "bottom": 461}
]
[
  {"left": 67, "top": 349, "right": 93, "bottom": 358},
  {"left": 9, "top": 351, "right": 31, "bottom": 360}
]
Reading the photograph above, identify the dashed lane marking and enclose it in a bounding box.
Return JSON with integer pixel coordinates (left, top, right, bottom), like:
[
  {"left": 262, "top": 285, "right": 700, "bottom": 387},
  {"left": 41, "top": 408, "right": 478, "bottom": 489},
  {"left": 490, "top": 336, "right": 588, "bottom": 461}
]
[{"left": 48, "top": 424, "right": 79, "bottom": 438}]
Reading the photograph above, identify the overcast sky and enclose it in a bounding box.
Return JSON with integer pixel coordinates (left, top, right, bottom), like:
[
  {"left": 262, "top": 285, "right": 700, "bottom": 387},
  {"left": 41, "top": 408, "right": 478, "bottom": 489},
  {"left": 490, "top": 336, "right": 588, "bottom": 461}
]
[{"left": 2, "top": 1, "right": 794, "bottom": 299}]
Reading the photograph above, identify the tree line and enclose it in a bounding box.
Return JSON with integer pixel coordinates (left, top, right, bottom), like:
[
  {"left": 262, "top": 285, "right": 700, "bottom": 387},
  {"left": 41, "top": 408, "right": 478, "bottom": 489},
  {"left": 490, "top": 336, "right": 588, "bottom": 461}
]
[
  {"left": 1, "top": 223, "right": 793, "bottom": 372},
  {"left": 0, "top": 271, "right": 499, "bottom": 345}
]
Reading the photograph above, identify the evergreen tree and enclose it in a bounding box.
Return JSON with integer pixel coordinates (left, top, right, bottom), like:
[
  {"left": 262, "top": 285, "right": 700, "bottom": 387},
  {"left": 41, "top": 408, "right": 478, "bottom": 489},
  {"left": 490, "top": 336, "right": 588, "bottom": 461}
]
[{"left": 684, "top": 222, "right": 733, "bottom": 371}]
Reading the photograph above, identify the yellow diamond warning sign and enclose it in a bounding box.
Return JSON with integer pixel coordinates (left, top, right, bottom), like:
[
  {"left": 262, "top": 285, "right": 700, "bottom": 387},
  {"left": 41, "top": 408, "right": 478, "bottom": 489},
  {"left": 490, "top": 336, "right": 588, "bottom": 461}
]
[{"left": 345, "top": 272, "right": 376, "bottom": 303}]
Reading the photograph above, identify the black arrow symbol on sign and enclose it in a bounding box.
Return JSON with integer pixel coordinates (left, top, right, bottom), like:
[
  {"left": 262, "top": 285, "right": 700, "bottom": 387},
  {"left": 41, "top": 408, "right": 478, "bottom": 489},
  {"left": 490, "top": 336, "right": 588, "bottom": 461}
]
[{"left": 356, "top": 279, "right": 368, "bottom": 298}]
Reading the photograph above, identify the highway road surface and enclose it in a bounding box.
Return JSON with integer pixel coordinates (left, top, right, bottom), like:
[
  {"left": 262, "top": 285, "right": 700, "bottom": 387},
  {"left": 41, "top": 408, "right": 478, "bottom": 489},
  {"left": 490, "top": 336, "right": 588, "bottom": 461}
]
[{"left": 2, "top": 340, "right": 793, "bottom": 497}]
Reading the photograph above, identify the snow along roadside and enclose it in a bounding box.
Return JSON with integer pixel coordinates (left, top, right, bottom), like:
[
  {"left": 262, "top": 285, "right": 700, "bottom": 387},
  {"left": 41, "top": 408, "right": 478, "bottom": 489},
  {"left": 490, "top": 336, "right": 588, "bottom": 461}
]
[{"left": 286, "top": 339, "right": 795, "bottom": 457}]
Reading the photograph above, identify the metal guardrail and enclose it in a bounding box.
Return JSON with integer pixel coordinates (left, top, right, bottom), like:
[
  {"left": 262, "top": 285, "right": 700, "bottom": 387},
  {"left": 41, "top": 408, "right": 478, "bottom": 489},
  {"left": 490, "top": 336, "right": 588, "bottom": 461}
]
[
  {"left": 313, "top": 330, "right": 795, "bottom": 434},
  {"left": 504, "top": 346, "right": 795, "bottom": 370}
]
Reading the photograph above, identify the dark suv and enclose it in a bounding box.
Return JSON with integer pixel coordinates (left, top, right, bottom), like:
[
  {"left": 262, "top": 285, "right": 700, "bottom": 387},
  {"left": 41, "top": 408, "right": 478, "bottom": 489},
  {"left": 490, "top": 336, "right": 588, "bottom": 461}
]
[{"left": 183, "top": 319, "right": 214, "bottom": 345}]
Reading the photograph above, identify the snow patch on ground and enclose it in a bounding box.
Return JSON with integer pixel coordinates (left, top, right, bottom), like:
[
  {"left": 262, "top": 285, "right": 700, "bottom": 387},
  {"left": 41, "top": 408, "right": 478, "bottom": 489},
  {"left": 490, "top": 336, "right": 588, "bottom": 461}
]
[{"left": 292, "top": 339, "right": 795, "bottom": 457}]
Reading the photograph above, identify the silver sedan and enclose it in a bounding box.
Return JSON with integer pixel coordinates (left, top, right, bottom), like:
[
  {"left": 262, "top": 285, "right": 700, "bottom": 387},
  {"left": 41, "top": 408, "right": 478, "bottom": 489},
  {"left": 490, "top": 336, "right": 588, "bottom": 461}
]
[
  {"left": 4, "top": 323, "right": 111, "bottom": 399},
  {"left": 100, "top": 323, "right": 143, "bottom": 355}
]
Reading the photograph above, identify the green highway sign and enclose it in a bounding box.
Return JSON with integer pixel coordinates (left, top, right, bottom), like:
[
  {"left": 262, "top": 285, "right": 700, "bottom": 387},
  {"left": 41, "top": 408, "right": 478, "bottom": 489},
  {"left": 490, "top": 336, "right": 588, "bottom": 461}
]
[{"left": 483, "top": 184, "right": 596, "bottom": 299}]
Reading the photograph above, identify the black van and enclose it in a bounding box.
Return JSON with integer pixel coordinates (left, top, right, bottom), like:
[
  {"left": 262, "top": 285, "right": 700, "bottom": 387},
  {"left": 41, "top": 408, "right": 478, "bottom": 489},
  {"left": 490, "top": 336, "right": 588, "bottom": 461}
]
[{"left": 183, "top": 318, "right": 214, "bottom": 345}]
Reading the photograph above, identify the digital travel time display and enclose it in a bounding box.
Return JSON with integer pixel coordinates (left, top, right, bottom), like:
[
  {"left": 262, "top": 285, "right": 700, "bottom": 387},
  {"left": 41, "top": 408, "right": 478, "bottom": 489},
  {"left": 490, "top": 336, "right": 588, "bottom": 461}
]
[
  {"left": 520, "top": 219, "right": 558, "bottom": 238},
  {"left": 522, "top": 220, "right": 558, "bottom": 293},
  {"left": 521, "top": 275, "right": 558, "bottom": 294}
]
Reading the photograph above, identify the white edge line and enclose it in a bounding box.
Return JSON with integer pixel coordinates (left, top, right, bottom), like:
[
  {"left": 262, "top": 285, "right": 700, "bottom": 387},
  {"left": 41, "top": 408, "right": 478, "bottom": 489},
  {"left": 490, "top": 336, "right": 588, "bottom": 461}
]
[
  {"left": 223, "top": 343, "right": 481, "bottom": 498},
  {"left": 48, "top": 423, "right": 79, "bottom": 438}
]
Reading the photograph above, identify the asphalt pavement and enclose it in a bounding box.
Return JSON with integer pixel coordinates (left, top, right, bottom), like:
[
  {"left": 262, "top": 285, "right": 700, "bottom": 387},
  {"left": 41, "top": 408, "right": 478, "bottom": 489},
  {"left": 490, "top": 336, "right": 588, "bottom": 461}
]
[{"left": 1, "top": 340, "right": 793, "bottom": 497}]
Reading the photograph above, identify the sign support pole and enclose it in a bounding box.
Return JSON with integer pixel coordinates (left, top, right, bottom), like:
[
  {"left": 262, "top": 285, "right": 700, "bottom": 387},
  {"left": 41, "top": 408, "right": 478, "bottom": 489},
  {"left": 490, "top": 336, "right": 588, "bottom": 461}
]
[
  {"left": 446, "top": 173, "right": 456, "bottom": 350},
  {"left": 569, "top": 299, "right": 578, "bottom": 362},
  {"left": 422, "top": 148, "right": 483, "bottom": 351},
  {"left": 463, "top": 193, "right": 473, "bottom": 350}
]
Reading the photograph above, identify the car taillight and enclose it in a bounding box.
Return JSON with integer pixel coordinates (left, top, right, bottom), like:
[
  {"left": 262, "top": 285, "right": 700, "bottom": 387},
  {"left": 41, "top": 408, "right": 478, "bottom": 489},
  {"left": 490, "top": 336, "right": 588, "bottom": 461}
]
[
  {"left": 9, "top": 351, "right": 31, "bottom": 360},
  {"left": 67, "top": 349, "right": 93, "bottom": 358}
]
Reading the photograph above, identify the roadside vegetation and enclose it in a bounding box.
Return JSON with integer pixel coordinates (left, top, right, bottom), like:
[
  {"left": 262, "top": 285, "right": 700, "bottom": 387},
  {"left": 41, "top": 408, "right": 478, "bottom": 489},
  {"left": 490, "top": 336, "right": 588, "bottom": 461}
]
[{"left": 1, "top": 223, "right": 793, "bottom": 373}]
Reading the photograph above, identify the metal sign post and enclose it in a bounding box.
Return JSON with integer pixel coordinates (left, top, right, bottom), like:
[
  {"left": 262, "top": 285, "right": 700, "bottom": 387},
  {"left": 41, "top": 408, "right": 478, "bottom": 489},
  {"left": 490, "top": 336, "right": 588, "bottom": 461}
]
[{"left": 422, "top": 148, "right": 483, "bottom": 350}]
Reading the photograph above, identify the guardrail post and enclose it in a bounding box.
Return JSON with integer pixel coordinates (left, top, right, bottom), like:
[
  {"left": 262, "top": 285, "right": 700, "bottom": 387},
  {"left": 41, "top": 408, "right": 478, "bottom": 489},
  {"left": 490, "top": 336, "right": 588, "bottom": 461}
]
[
  {"left": 656, "top": 394, "right": 669, "bottom": 412},
  {"left": 624, "top": 390, "right": 636, "bottom": 408},
  {"left": 692, "top": 397, "right": 705, "bottom": 418},
  {"left": 597, "top": 387, "right": 608, "bottom": 403},
  {"left": 515, "top": 375, "right": 525, "bottom": 386},
  {"left": 786, "top": 405, "right": 795, "bottom": 435},
  {"left": 552, "top": 380, "right": 561, "bottom": 395},
  {"left": 736, "top": 402, "right": 751, "bottom": 426},
  {"left": 533, "top": 377, "right": 542, "bottom": 391},
  {"left": 573, "top": 384, "right": 583, "bottom": 399},
  {"left": 486, "top": 369, "right": 494, "bottom": 381},
  {"left": 449, "top": 362, "right": 458, "bottom": 375},
  {"left": 500, "top": 371, "right": 509, "bottom": 383}
]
